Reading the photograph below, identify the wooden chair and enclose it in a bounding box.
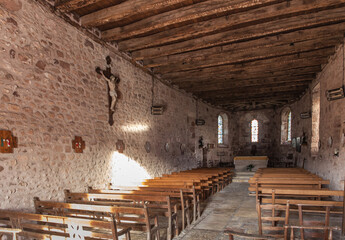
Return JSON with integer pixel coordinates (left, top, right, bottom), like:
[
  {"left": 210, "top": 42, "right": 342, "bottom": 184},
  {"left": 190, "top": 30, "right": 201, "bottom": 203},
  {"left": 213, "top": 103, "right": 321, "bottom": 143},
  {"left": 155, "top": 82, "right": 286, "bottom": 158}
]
[
  {"left": 295, "top": 203, "right": 341, "bottom": 240},
  {"left": 285, "top": 225, "right": 341, "bottom": 240},
  {"left": 257, "top": 200, "right": 290, "bottom": 239}
]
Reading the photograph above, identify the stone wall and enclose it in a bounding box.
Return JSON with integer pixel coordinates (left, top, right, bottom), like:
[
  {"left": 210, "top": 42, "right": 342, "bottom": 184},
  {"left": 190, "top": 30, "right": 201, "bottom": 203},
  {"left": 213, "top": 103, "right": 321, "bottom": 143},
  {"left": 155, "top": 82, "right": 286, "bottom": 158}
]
[
  {"left": 305, "top": 41, "right": 345, "bottom": 190},
  {"left": 0, "top": 0, "right": 226, "bottom": 210},
  {"left": 269, "top": 39, "right": 345, "bottom": 190}
]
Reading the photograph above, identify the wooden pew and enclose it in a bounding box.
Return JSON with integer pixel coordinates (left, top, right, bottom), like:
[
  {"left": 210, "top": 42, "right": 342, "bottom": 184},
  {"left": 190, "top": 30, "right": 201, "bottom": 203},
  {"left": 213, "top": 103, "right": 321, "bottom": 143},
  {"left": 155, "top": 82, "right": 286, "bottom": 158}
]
[
  {"left": 0, "top": 209, "right": 131, "bottom": 240},
  {"left": 107, "top": 184, "right": 201, "bottom": 222},
  {"left": 34, "top": 199, "right": 159, "bottom": 240},
  {"left": 63, "top": 191, "right": 178, "bottom": 240},
  {"left": 88, "top": 187, "right": 194, "bottom": 231},
  {"left": 249, "top": 168, "right": 330, "bottom": 203},
  {"left": 260, "top": 189, "right": 344, "bottom": 215},
  {"left": 0, "top": 227, "right": 21, "bottom": 240},
  {"left": 140, "top": 179, "right": 213, "bottom": 198}
]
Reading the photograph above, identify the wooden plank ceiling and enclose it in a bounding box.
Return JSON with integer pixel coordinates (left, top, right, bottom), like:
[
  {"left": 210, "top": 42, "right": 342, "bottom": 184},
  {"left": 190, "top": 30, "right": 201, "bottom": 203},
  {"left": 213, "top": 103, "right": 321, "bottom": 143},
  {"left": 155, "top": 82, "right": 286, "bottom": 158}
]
[{"left": 55, "top": 0, "right": 345, "bottom": 111}]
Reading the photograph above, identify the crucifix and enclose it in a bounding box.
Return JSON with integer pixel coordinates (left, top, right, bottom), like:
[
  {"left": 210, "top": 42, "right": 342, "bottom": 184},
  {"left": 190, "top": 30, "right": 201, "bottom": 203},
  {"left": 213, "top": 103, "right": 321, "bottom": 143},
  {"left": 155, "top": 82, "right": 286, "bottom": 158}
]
[{"left": 96, "top": 56, "right": 120, "bottom": 126}]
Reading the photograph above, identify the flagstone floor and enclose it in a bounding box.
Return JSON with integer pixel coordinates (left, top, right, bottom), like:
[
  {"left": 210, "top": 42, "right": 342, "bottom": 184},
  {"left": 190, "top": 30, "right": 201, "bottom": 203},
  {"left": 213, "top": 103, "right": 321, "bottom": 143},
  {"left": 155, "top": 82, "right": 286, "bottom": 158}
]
[
  {"left": 130, "top": 182, "right": 343, "bottom": 240},
  {"left": 174, "top": 182, "right": 258, "bottom": 240}
]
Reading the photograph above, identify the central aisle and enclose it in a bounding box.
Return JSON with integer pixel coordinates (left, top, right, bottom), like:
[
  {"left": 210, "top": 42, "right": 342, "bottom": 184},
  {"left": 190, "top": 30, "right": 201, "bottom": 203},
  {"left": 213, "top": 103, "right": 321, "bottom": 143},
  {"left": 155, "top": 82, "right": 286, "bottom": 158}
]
[{"left": 175, "top": 183, "right": 258, "bottom": 240}]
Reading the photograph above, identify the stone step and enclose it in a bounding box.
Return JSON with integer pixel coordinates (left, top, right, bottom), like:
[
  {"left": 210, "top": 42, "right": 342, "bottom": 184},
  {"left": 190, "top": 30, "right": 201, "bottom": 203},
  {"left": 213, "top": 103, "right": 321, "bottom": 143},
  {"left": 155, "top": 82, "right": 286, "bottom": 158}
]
[
  {"left": 235, "top": 172, "right": 255, "bottom": 176},
  {"left": 233, "top": 176, "right": 252, "bottom": 179},
  {"left": 232, "top": 179, "right": 250, "bottom": 183}
]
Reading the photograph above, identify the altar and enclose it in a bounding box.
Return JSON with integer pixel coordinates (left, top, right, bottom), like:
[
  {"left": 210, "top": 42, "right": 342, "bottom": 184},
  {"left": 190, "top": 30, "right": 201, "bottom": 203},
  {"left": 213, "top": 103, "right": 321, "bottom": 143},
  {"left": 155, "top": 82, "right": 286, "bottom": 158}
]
[{"left": 234, "top": 156, "right": 268, "bottom": 172}]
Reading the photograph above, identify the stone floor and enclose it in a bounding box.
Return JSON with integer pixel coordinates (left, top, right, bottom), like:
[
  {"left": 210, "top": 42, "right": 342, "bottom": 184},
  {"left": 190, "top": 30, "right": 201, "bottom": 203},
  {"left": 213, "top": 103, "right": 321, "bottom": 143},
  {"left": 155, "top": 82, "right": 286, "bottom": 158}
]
[{"left": 129, "top": 182, "right": 344, "bottom": 240}]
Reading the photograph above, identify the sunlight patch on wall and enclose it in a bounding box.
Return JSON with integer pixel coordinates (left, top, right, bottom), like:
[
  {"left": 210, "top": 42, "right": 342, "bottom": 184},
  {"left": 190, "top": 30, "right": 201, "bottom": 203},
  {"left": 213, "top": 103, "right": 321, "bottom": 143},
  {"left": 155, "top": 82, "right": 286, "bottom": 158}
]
[
  {"left": 110, "top": 151, "right": 151, "bottom": 186},
  {"left": 121, "top": 124, "right": 149, "bottom": 133}
]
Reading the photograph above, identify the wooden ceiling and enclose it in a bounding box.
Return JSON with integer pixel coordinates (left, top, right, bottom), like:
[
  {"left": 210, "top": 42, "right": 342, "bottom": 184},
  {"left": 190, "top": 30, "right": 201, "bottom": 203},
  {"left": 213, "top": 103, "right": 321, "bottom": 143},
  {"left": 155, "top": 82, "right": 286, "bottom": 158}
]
[{"left": 55, "top": 0, "right": 345, "bottom": 111}]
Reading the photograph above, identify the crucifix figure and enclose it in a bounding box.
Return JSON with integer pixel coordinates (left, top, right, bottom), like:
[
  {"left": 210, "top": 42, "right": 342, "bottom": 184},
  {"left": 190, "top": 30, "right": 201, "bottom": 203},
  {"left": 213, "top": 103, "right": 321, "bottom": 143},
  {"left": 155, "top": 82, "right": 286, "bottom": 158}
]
[{"left": 96, "top": 56, "right": 120, "bottom": 126}]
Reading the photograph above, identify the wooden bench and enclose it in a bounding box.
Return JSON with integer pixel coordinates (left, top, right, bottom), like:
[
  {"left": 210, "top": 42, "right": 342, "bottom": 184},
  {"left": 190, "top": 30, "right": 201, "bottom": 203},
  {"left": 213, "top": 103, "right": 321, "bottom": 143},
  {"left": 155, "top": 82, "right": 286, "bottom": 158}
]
[
  {"left": 0, "top": 227, "right": 21, "bottom": 240},
  {"left": 0, "top": 209, "right": 131, "bottom": 240},
  {"left": 34, "top": 199, "right": 159, "bottom": 240},
  {"left": 88, "top": 187, "right": 194, "bottom": 231},
  {"left": 107, "top": 184, "right": 201, "bottom": 222},
  {"left": 63, "top": 191, "right": 178, "bottom": 240},
  {"left": 260, "top": 189, "right": 343, "bottom": 215},
  {"left": 140, "top": 179, "right": 213, "bottom": 199}
]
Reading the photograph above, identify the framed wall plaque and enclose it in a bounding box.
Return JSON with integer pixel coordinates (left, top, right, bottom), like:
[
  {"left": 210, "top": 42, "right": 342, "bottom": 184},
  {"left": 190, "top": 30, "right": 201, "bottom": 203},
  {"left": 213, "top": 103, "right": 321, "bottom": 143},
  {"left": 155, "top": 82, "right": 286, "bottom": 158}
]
[
  {"left": 72, "top": 136, "right": 85, "bottom": 153},
  {"left": 0, "top": 130, "right": 18, "bottom": 153}
]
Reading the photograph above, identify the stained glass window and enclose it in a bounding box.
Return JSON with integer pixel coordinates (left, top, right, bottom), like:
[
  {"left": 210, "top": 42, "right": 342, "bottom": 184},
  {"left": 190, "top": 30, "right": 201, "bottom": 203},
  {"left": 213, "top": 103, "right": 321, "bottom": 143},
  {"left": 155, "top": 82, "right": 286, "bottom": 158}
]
[
  {"left": 287, "top": 111, "right": 292, "bottom": 142},
  {"left": 251, "top": 119, "right": 258, "bottom": 143},
  {"left": 218, "top": 115, "right": 224, "bottom": 144}
]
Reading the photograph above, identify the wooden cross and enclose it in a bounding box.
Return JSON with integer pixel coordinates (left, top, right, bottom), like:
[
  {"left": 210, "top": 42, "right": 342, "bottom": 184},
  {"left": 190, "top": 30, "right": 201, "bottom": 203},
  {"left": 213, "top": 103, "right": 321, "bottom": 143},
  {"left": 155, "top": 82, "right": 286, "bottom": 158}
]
[{"left": 96, "top": 56, "right": 120, "bottom": 126}]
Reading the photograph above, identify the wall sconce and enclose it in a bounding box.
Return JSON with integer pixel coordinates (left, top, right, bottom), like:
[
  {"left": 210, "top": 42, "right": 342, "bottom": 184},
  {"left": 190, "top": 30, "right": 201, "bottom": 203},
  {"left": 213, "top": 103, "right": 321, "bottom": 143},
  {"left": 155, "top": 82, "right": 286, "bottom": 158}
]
[
  {"left": 151, "top": 106, "right": 164, "bottom": 115},
  {"left": 300, "top": 112, "right": 311, "bottom": 119},
  {"left": 195, "top": 119, "right": 206, "bottom": 126},
  {"left": 326, "top": 87, "right": 344, "bottom": 101}
]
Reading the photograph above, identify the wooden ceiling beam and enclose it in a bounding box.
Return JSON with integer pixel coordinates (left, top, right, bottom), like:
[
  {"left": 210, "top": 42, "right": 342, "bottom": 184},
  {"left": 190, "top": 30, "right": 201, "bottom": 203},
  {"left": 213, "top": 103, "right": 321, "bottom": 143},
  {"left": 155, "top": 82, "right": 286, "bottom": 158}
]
[
  {"left": 164, "top": 63, "right": 322, "bottom": 82},
  {"left": 102, "top": 0, "right": 283, "bottom": 41},
  {"left": 55, "top": 0, "right": 102, "bottom": 12},
  {"left": 80, "top": 0, "right": 206, "bottom": 28},
  {"left": 153, "top": 36, "right": 341, "bottom": 73},
  {"left": 194, "top": 81, "right": 311, "bottom": 95},
  {"left": 172, "top": 66, "right": 320, "bottom": 85},
  {"left": 143, "top": 24, "right": 345, "bottom": 66},
  {"left": 156, "top": 47, "right": 334, "bottom": 75},
  {"left": 180, "top": 76, "right": 314, "bottom": 92},
  {"left": 210, "top": 92, "right": 301, "bottom": 105},
  {"left": 120, "top": 1, "right": 345, "bottom": 51},
  {"left": 197, "top": 85, "right": 307, "bottom": 99},
  {"left": 131, "top": 6, "right": 345, "bottom": 59}
]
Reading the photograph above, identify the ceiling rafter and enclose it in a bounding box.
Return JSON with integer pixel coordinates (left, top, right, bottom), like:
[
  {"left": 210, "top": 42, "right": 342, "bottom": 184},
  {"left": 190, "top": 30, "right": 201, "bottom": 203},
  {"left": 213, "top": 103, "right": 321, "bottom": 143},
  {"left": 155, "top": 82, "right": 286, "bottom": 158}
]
[{"left": 52, "top": 0, "right": 345, "bottom": 111}]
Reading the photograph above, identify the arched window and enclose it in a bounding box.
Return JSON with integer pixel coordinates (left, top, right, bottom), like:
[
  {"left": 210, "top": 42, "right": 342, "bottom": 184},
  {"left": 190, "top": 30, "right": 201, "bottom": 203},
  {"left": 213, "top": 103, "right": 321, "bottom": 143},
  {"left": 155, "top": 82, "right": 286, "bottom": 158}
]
[
  {"left": 281, "top": 108, "right": 292, "bottom": 144},
  {"left": 217, "top": 113, "right": 229, "bottom": 146},
  {"left": 218, "top": 115, "right": 224, "bottom": 144},
  {"left": 251, "top": 119, "right": 259, "bottom": 143}
]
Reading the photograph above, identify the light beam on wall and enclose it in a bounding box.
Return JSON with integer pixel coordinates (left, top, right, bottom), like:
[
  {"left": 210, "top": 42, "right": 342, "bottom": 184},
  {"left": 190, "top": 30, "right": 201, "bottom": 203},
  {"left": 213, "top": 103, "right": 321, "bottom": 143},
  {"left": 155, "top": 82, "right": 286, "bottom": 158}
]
[
  {"left": 110, "top": 152, "right": 151, "bottom": 186},
  {"left": 121, "top": 124, "right": 149, "bottom": 132}
]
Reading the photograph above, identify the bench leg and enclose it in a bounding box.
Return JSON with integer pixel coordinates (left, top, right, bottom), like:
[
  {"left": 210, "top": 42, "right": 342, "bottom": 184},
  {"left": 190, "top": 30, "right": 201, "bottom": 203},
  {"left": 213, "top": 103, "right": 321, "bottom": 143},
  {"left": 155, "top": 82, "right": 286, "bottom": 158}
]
[
  {"left": 186, "top": 200, "right": 191, "bottom": 228},
  {"left": 193, "top": 200, "right": 197, "bottom": 222},
  {"left": 126, "top": 231, "right": 131, "bottom": 240},
  {"left": 197, "top": 196, "right": 201, "bottom": 218},
  {"left": 229, "top": 234, "right": 234, "bottom": 240},
  {"left": 181, "top": 207, "right": 185, "bottom": 231}
]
